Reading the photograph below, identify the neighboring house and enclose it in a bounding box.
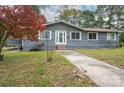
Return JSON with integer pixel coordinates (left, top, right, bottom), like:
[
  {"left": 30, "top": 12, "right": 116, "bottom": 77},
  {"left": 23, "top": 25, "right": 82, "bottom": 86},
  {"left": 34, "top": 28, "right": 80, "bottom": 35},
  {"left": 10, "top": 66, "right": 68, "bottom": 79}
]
[{"left": 8, "top": 21, "right": 119, "bottom": 51}]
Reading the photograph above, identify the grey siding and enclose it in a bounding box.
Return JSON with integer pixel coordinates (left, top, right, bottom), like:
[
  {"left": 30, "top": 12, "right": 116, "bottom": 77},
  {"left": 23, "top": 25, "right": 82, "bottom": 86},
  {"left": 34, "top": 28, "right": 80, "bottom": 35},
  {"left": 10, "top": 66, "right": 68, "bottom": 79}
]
[
  {"left": 7, "top": 39, "right": 21, "bottom": 46},
  {"left": 98, "top": 32, "right": 107, "bottom": 40},
  {"left": 22, "top": 23, "right": 119, "bottom": 51},
  {"left": 67, "top": 31, "right": 119, "bottom": 49},
  {"left": 22, "top": 40, "right": 37, "bottom": 51}
]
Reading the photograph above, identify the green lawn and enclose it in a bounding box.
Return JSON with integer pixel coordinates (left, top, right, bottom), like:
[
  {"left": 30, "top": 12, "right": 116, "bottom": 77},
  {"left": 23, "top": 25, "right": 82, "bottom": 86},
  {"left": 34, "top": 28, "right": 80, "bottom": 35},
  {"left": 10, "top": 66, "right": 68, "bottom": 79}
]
[
  {"left": 77, "top": 48, "right": 124, "bottom": 69},
  {"left": 0, "top": 50, "right": 96, "bottom": 87}
]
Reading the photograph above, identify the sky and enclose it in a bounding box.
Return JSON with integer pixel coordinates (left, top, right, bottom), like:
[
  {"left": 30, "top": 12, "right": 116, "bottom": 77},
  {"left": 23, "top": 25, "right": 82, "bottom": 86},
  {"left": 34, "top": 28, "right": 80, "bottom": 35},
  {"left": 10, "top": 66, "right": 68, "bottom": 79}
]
[
  {"left": 80, "top": 5, "right": 97, "bottom": 11},
  {"left": 40, "top": 5, "right": 97, "bottom": 22}
]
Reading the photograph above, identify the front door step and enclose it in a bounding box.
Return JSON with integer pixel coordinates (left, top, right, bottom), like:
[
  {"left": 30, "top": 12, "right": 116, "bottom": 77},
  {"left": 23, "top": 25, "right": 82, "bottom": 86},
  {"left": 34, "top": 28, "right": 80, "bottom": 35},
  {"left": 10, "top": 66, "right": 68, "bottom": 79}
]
[{"left": 56, "top": 45, "right": 66, "bottom": 50}]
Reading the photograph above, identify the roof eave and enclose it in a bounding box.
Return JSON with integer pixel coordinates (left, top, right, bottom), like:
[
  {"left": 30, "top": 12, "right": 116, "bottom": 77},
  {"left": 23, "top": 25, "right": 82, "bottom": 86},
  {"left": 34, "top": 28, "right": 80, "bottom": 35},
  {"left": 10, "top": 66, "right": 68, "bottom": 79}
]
[
  {"left": 45, "top": 21, "right": 86, "bottom": 31},
  {"left": 45, "top": 21, "right": 119, "bottom": 33}
]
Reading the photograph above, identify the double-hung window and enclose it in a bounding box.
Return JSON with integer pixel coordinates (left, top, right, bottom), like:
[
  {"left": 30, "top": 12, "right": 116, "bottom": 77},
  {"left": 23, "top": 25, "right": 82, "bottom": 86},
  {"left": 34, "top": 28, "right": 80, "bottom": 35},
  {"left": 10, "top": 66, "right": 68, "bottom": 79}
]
[
  {"left": 88, "top": 32, "right": 98, "bottom": 40},
  {"left": 40, "top": 30, "right": 52, "bottom": 40},
  {"left": 107, "top": 33, "right": 116, "bottom": 40},
  {"left": 70, "top": 32, "right": 81, "bottom": 40}
]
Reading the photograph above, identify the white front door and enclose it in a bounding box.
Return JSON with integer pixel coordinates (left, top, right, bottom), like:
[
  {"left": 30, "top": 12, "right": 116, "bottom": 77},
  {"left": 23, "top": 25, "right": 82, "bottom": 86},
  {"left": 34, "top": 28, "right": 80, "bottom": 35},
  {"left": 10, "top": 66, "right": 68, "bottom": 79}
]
[{"left": 55, "top": 31, "right": 66, "bottom": 44}]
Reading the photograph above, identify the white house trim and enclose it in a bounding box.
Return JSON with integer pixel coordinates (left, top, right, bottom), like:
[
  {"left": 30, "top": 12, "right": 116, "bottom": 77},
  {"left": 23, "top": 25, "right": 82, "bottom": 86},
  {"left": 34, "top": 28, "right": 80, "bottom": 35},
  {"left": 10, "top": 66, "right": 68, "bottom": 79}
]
[
  {"left": 87, "top": 32, "right": 98, "bottom": 40},
  {"left": 107, "top": 32, "right": 116, "bottom": 40},
  {"left": 38, "top": 30, "right": 41, "bottom": 40},
  {"left": 55, "top": 31, "right": 67, "bottom": 44},
  {"left": 39, "top": 30, "right": 52, "bottom": 40},
  {"left": 70, "top": 31, "right": 81, "bottom": 40}
]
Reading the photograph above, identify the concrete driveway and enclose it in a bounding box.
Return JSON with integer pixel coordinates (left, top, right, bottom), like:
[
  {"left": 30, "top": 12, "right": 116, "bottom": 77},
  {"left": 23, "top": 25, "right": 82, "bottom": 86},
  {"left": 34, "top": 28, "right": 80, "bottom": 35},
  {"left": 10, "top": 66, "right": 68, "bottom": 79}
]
[{"left": 57, "top": 50, "right": 124, "bottom": 87}]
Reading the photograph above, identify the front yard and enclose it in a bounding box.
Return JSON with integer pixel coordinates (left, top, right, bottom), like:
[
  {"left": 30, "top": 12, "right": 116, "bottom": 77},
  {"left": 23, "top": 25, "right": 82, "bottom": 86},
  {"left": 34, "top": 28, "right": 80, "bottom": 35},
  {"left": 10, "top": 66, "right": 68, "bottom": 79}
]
[
  {"left": 77, "top": 48, "right": 124, "bottom": 69},
  {"left": 0, "top": 49, "right": 96, "bottom": 87}
]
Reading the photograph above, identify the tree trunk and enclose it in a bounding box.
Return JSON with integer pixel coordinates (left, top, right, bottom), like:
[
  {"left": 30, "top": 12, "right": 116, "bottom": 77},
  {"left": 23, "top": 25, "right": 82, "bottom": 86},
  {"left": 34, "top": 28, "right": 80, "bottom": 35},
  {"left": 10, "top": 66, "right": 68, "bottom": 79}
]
[
  {"left": 0, "top": 31, "right": 9, "bottom": 62},
  {"left": 0, "top": 40, "right": 4, "bottom": 62},
  {"left": 0, "top": 46, "right": 4, "bottom": 61},
  {"left": 0, "top": 54, "right": 4, "bottom": 62},
  {"left": 19, "top": 39, "right": 23, "bottom": 51}
]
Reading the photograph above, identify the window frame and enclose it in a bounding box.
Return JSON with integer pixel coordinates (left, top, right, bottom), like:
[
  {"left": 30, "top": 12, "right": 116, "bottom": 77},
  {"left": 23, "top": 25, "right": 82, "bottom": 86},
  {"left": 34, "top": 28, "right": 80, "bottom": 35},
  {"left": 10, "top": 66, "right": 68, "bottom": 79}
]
[
  {"left": 39, "top": 30, "right": 52, "bottom": 40},
  {"left": 55, "top": 31, "right": 67, "bottom": 44},
  {"left": 87, "top": 32, "right": 98, "bottom": 40},
  {"left": 70, "top": 31, "right": 81, "bottom": 40},
  {"left": 107, "top": 33, "right": 116, "bottom": 41}
]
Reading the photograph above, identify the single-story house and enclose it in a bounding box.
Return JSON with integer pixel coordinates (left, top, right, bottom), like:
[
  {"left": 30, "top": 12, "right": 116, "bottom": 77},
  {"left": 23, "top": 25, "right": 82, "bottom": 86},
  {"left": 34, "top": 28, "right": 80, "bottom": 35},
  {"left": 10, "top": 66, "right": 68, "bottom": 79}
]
[{"left": 7, "top": 21, "right": 119, "bottom": 51}]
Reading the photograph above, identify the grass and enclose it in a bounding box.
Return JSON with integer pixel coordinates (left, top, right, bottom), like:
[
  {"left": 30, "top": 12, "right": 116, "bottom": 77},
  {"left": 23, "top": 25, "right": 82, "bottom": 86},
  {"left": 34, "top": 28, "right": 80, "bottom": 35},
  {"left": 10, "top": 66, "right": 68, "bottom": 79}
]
[
  {"left": 77, "top": 48, "right": 124, "bottom": 69},
  {"left": 0, "top": 49, "right": 96, "bottom": 87}
]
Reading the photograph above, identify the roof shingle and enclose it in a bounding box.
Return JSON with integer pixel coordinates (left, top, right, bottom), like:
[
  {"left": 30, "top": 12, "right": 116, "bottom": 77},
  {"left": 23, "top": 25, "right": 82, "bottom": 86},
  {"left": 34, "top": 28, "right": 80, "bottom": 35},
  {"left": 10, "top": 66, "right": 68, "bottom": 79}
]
[{"left": 46, "top": 21, "right": 119, "bottom": 32}]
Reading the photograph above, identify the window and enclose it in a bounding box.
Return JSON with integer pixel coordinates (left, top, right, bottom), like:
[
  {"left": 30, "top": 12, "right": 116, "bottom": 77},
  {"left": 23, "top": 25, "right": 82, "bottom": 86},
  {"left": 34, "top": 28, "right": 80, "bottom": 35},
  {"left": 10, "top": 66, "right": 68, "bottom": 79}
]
[
  {"left": 40, "top": 30, "right": 51, "bottom": 40},
  {"left": 70, "top": 32, "right": 81, "bottom": 40},
  {"left": 88, "top": 32, "right": 98, "bottom": 40},
  {"left": 107, "top": 33, "right": 116, "bottom": 40}
]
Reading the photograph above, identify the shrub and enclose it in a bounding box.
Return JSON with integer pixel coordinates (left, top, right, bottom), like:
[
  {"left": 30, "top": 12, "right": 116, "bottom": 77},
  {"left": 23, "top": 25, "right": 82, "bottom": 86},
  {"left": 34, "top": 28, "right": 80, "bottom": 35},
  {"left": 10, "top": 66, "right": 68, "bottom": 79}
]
[
  {"left": 30, "top": 48, "right": 41, "bottom": 51},
  {"left": 119, "top": 32, "right": 124, "bottom": 43},
  {"left": 119, "top": 42, "right": 124, "bottom": 48}
]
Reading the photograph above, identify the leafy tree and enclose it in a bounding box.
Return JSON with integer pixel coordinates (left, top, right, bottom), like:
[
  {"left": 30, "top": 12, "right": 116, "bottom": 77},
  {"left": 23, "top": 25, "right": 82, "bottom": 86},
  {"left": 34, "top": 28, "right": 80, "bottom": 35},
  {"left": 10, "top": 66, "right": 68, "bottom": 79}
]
[
  {"left": 0, "top": 5, "right": 45, "bottom": 61},
  {"left": 95, "top": 5, "right": 106, "bottom": 28},
  {"left": 96, "top": 5, "right": 124, "bottom": 29},
  {"left": 80, "top": 10, "right": 95, "bottom": 28},
  {"left": 32, "top": 5, "right": 40, "bottom": 14},
  {"left": 114, "top": 6, "right": 124, "bottom": 30},
  {"left": 59, "top": 8, "right": 79, "bottom": 22},
  {"left": 39, "top": 5, "right": 55, "bottom": 23},
  {"left": 59, "top": 8, "right": 95, "bottom": 28},
  {"left": 120, "top": 32, "right": 124, "bottom": 43},
  {"left": 95, "top": 5, "right": 114, "bottom": 29}
]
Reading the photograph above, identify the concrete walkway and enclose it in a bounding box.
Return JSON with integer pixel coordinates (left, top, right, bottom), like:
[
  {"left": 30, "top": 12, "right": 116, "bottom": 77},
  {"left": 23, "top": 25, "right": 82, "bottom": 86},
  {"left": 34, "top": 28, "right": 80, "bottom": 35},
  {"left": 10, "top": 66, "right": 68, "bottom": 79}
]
[{"left": 57, "top": 50, "right": 124, "bottom": 87}]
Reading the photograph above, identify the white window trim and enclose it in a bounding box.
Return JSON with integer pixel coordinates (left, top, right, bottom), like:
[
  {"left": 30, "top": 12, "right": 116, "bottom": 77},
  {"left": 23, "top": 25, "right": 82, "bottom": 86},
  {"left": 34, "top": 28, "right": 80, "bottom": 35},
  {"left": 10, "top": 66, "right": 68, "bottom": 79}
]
[
  {"left": 107, "top": 33, "right": 116, "bottom": 41},
  {"left": 87, "top": 32, "right": 98, "bottom": 40},
  {"left": 55, "top": 31, "right": 67, "bottom": 44},
  {"left": 39, "top": 30, "right": 52, "bottom": 40},
  {"left": 70, "top": 31, "right": 81, "bottom": 40},
  {"left": 38, "top": 30, "right": 41, "bottom": 40}
]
